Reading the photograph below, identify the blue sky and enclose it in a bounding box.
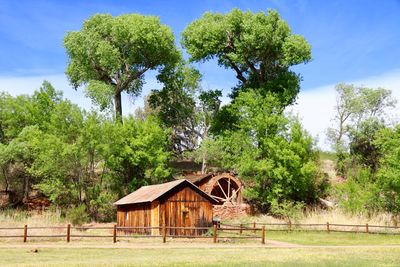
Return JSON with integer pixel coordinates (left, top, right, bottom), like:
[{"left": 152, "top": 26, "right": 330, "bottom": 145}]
[{"left": 1, "top": 0, "right": 400, "bottom": 148}]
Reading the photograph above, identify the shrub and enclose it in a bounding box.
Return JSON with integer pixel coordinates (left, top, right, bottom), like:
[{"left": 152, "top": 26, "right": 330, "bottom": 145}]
[
  {"left": 66, "top": 204, "right": 90, "bottom": 226},
  {"left": 335, "top": 167, "right": 379, "bottom": 215},
  {"left": 270, "top": 200, "right": 304, "bottom": 224}
]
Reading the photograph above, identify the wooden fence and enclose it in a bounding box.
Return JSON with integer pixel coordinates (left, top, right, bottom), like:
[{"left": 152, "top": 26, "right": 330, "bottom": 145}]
[
  {"left": 0, "top": 222, "right": 398, "bottom": 244},
  {"left": 232, "top": 222, "right": 400, "bottom": 235}
]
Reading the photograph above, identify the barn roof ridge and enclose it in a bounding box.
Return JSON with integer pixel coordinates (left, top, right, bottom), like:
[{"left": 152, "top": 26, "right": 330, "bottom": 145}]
[{"left": 114, "top": 179, "right": 218, "bottom": 206}]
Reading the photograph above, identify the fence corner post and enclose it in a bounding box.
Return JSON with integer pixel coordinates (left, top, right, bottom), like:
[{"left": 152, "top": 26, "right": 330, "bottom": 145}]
[
  {"left": 366, "top": 223, "right": 369, "bottom": 234},
  {"left": 67, "top": 224, "right": 71, "bottom": 243},
  {"left": 213, "top": 224, "right": 217, "bottom": 243},
  {"left": 261, "top": 225, "right": 265, "bottom": 244},
  {"left": 162, "top": 224, "right": 166, "bottom": 243},
  {"left": 240, "top": 223, "right": 243, "bottom": 234},
  {"left": 113, "top": 224, "right": 117, "bottom": 243},
  {"left": 326, "top": 222, "right": 330, "bottom": 233},
  {"left": 23, "top": 224, "right": 27, "bottom": 243}
]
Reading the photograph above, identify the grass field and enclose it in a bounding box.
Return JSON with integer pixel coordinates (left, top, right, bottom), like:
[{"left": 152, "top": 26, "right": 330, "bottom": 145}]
[
  {"left": 1, "top": 231, "right": 400, "bottom": 266},
  {"left": 0, "top": 246, "right": 400, "bottom": 267},
  {"left": 265, "top": 231, "right": 400, "bottom": 245}
]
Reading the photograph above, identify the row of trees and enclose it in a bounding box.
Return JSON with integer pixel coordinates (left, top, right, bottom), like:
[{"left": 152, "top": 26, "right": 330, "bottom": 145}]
[
  {"left": 6, "top": 9, "right": 399, "bottom": 222},
  {"left": 0, "top": 82, "right": 171, "bottom": 220}
]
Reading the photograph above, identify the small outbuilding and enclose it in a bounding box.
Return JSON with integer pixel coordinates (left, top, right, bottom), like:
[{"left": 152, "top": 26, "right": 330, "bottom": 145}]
[{"left": 114, "top": 179, "right": 218, "bottom": 236}]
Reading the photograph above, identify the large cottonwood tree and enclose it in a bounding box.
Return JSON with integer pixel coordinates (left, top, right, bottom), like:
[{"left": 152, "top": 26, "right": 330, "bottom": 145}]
[
  {"left": 182, "top": 9, "right": 311, "bottom": 106},
  {"left": 64, "top": 13, "right": 180, "bottom": 122}
]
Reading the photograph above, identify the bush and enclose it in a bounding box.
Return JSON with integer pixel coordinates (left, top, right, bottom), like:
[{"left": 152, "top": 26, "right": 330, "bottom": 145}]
[
  {"left": 66, "top": 204, "right": 90, "bottom": 226},
  {"left": 336, "top": 167, "right": 379, "bottom": 215},
  {"left": 270, "top": 200, "right": 304, "bottom": 224},
  {"left": 88, "top": 190, "right": 117, "bottom": 222}
]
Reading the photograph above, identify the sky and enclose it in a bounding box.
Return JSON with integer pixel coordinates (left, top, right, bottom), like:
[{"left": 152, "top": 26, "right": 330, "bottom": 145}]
[{"left": 0, "top": 0, "right": 400, "bottom": 149}]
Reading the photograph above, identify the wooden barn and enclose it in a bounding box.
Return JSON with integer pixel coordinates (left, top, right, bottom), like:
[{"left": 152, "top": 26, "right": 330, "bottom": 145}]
[{"left": 114, "top": 179, "right": 218, "bottom": 236}]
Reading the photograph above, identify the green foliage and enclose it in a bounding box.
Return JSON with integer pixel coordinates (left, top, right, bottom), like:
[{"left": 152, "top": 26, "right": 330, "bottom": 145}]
[
  {"left": 203, "top": 90, "right": 321, "bottom": 211},
  {"left": 270, "top": 200, "right": 304, "bottom": 224},
  {"left": 0, "top": 82, "right": 171, "bottom": 221},
  {"left": 336, "top": 167, "right": 379, "bottom": 214},
  {"left": 64, "top": 13, "right": 181, "bottom": 119},
  {"left": 182, "top": 9, "right": 311, "bottom": 106},
  {"left": 327, "top": 83, "right": 395, "bottom": 176},
  {"left": 149, "top": 63, "right": 200, "bottom": 153},
  {"left": 67, "top": 204, "right": 90, "bottom": 226},
  {"left": 348, "top": 118, "right": 385, "bottom": 171},
  {"left": 375, "top": 126, "right": 400, "bottom": 215}
]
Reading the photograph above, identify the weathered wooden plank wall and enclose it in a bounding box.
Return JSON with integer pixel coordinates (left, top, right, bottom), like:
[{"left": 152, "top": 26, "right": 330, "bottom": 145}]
[
  {"left": 117, "top": 203, "right": 151, "bottom": 234},
  {"left": 159, "top": 186, "right": 213, "bottom": 236}
]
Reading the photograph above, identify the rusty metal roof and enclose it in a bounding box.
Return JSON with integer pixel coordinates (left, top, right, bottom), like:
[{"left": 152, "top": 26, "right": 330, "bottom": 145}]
[
  {"left": 114, "top": 179, "right": 218, "bottom": 205},
  {"left": 183, "top": 173, "right": 213, "bottom": 184}
]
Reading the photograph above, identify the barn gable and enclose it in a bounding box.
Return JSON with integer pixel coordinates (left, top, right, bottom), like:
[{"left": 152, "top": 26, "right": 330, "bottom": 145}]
[{"left": 114, "top": 179, "right": 218, "bottom": 206}]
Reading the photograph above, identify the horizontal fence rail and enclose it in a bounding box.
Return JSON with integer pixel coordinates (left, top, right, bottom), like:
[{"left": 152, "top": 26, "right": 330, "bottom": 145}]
[
  {"left": 231, "top": 222, "right": 400, "bottom": 235},
  {"left": 0, "top": 222, "right": 398, "bottom": 244}
]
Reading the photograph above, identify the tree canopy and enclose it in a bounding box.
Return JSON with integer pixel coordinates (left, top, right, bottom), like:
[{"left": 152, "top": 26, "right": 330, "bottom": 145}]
[
  {"left": 182, "top": 9, "right": 311, "bottom": 105},
  {"left": 64, "top": 13, "right": 181, "bottom": 121}
]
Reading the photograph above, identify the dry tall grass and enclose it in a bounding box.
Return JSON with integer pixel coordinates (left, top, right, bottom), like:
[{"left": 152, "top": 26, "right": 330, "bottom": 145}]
[
  {"left": 0, "top": 209, "right": 65, "bottom": 227},
  {"left": 0, "top": 209, "right": 115, "bottom": 239},
  {"left": 225, "top": 207, "right": 400, "bottom": 232}
]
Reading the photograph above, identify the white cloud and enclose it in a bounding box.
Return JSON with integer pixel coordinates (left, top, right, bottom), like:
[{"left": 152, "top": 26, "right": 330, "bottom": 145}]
[
  {"left": 2, "top": 69, "right": 400, "bottom": 151},
  {"left": 0, "top": 74, "right": 90, "bottom": 108},
  {"left": 291, "top": 69, "right": 400, "bottom": 150},
  {"left": 0, "top": 73, "right": 163, "bottom": 116}
]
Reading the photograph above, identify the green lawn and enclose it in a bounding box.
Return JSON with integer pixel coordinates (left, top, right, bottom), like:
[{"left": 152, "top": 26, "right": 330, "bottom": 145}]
[
  {"left": 265, "top": 230, "right": 400, "bottom": 245},
  {"left": 1, "top": 231, "right": 400, "bottom": 266},
  {"left": 217, "top": 230, "right": 400, "bottom": 246},
  {"left": 0, "top": 246, "right": 400, "bottom": 266}
]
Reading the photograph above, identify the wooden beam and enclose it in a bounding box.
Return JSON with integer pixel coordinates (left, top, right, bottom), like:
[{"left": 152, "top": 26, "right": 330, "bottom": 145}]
[
  {"left": 217, "top": 181, "right": 228, "bottom": 199},
  {"left": 210, "top": 195, "right": 226, "bottom": 201},
  {"left": 67, "top": 224, "right": 71, "bottom": 243},
  {"left": 227, "top": 178, "right": 231, "bottom": 199}
]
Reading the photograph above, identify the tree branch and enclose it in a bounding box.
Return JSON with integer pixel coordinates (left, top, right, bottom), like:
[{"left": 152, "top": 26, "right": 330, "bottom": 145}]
[{"left": 225, "top": 56, "right": 247, "bottom": 84}]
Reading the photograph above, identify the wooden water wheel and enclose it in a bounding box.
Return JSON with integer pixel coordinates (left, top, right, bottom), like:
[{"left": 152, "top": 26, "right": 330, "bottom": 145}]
[{"left": 186, "top": 172, "right": 243, "bottom": 204}]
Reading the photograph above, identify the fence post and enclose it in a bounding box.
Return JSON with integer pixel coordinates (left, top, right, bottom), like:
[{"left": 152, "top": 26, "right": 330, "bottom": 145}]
[
  {"left": 253, "top": 222, "right": 256, "bottom": 233},
  {"left": 113, "top": 224, "right": 117, "bottom": 243},
  {"left": 23, "top": 224, "right": 28, "bottom": 243},
  {"left": 213, "top": 224, "right": 217, "bottom": 243},
  {"left": 326, "top": 222, "right": 330, "bottom": 233},
  {"left": 67, "top": 224, "right": 71, "bottom": 243},
  {"left": 240, "top": 223, "right": 243, "bottom": 234},
  {"left": 261, "top": 226, "right": 265, "bottom": 244},
  {"left": 288, "top": 221, "right": 292, "bottom": 231},
  {"left": 163, "top": 224, "right": 166, "bottom": 243},
  {"left": 366, "top": 223, "right": 369, "bottom": 234}
]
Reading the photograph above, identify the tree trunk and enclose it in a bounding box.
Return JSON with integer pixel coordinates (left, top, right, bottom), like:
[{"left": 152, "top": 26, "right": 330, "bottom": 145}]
[
  {"left": 23, "top": 176, "right": 29, "bottom": 202},
  {"left": 201, "top": 126, "right": 209, "bottom": 174},
  {"left": 1, "top": 166, "right": 9, "bottom": 192},
  {"left": 114, "top": 91, "right": 123, "bottom": 123}
]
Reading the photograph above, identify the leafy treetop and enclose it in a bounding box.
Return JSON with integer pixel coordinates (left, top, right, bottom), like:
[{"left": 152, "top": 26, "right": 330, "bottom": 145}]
[
  {"left": 181, "top": 9, "right": 311, "bottom": 105},
  {"left": 64, "top": 13, "right": 181, "bottom": 121}
]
